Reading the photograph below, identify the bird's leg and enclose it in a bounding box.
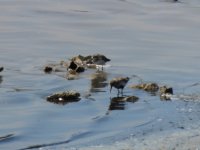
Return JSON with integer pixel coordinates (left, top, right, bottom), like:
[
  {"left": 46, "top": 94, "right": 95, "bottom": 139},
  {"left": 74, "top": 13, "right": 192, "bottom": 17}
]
[
  {"left": 101, "top": 65, "right": 103, "bottom": 71},
  {"left": 117, "top": 89, "right": 120, "bottom": 97},
  {"left": 121, "top": 89, "right": 123, "bottom": 95}
]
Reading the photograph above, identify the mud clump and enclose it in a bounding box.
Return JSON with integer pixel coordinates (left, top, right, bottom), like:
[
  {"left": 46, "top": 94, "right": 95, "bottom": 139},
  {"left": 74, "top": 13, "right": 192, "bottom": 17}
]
[
  {"left": 130, "top": 83, "right": 159, "bottom": 93},
  {"left": 160, "top": 86, "right": 173, "bottom": 100},
  {"left": 47, "top": 91, "right": 81, "bottom": 105}
]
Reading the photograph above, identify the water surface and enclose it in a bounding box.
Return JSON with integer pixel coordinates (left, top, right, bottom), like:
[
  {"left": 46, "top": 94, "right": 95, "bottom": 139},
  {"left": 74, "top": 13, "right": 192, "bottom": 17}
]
[{"left": 1, "top": 0, "right": 200, "bottom": 149}]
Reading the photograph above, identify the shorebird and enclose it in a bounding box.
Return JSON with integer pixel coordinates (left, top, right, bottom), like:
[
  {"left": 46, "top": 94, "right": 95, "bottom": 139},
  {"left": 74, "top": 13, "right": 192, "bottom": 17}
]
[
  {"left": 110, "top": 77, "right": 129, "bottom": 95},
  {"left": 90, "top": 54, "right": 110, "bottom": 70}
]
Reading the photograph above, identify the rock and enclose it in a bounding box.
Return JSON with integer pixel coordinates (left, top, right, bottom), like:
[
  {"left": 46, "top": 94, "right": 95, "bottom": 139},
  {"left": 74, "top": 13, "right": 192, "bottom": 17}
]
[
  {"left": 70, "top": 54, "right": 110, "bottom": 70},
  {"left": 125, "top": 96, "right": 139, "bottom": 103},
  {"left": 130, "top": 83, "right": 159, "bottom": 92},
  {"left": 68, "top": 61, "right": 85, "bottom": 73},
  {"left": 60, "top": 60, "right": 68, "bottom": 67},
  {"left": 44, "top": 66, "right": 53, "bottom": 73},
  {"left": 68, "top": 61, "right": 78, "bottom": 71},
  {"left": 76, "top": 66, "right": 85, "bottom": 73},
  {"left": 160, "top": 86, "right": 173, "bottom": 100},
  {"left": 47, "top": 91, "right": 81, "bottom": 104},
  {"left": 0, "top": 67, "right": 4, "bottom": 72},
  {"left": 160, "top": 86, "right": 173, "bottom": 95}
]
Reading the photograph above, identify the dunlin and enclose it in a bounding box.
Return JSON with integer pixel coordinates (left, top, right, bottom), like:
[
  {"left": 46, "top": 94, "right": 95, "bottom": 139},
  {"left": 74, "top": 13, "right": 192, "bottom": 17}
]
[
  {"left": 110, "top": 77, "right": 129, "bottom": 95},
  {"left": 91, "top": 54, "right": 110, "bottom": 70}
]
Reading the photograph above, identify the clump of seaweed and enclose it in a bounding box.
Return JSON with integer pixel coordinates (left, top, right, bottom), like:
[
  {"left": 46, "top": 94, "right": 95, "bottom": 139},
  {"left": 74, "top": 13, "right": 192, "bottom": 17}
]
[
  {"left": 159, "top": 86, "right": 173, "bottom": 100},
  {"left": 47, "top": 90, "right": 81, "bottom": 105},
  {"left": 130, "top": 83, "right": 159, "bottom": 93}
]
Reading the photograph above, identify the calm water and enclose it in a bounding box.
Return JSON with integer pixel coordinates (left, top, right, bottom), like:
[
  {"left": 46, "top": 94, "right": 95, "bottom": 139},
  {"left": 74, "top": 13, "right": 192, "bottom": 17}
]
[{"left": 1, "top": 0, "right": 200, "bottom": 149}]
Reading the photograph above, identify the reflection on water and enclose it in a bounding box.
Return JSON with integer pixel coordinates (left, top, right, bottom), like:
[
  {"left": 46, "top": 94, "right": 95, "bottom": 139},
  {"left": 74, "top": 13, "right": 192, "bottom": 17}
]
[
  {"left": 108, "top": 95, "right": 139, "bottom": 111},
  {"left": 90, "top": 71, "right": 108, "bottom": 92},
  {"left": 0, "top": 76, "right": 2, "bottom": 84},
  {"left": 109, "top": 97, "right": 126, "bottom": 111}
]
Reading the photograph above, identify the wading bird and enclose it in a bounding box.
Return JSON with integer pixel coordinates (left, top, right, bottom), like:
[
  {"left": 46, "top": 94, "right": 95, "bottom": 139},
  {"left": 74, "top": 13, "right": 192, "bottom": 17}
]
[{"left": 110, "top": 77, "right": 129, "bottom": 95}]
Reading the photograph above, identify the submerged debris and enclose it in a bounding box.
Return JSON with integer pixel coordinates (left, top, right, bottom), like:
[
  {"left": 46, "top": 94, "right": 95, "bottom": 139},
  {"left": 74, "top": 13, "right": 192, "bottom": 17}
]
[
  {"left": 0, "top": 67, "right": 4, "bottom": 72},
  {"left": 130, "top": 83, "right": 159, "bottom": 93},
  {"left": 47, "top": 91, "right": 81, "bottom": 105},
  {"left": 160, "top": 86, "right": 173, "bottom": 100}
]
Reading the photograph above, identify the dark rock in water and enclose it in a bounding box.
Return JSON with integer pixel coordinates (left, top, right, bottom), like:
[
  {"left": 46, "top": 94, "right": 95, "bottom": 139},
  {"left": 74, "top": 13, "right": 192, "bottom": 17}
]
[
  {"left": 125, "top": 96, "right": 139, "bottom": 103},
  {"left": 68, "top": 61, "right": 85, "bottom": 73},
  {"left": 68, "top": 61, "right": 78, "bottom": 71},
  {"left": 160, "top": 86, "right": 173, "bottom": 100},
  {"left": 47, "top": 91, "right": 81, "bottom": 105},
  {"left": 160, "top": 86, "right": 173, "bottom": 95},
  {"left": 76, "top": 66, "right": 85, "bottom": 73},
  {"left": 0, "top": 67, "right": 4, "bottom": 72},
  {"left": 71, "top": 54, "right": 110, "bottom": 70},
  {"left": 71, "top": 55, "right": 87, "bottom": 65},
  {"left": 44, "top": 66, "right": 53, "bottom": 73},
  {"left": 130, "top": 83, "right": 159, "bottom": 93}
]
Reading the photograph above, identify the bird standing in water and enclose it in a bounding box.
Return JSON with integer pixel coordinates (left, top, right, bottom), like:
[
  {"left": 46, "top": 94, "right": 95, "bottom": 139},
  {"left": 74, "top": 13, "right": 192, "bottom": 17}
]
[
  {"left": 110, "top": 77, "right": 129, "bottom": 95},
  {"left": 91, "top": 54, "right": 110, "bottom": 70}
]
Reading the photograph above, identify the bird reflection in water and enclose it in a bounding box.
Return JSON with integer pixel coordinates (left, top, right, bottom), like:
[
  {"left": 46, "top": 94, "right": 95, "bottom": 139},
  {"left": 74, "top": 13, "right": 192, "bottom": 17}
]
[
  {"left": 90, "top": 71, "right": 108, "bottom": 93},
  {"left": 107, "top": 95, "right": 139, "bottom": 115},
  {"left": 109, "top": 97, "right": 126, "bottom": 111},
  {"left": 0, "top": 76, "right": 3, "bottom": 84}
]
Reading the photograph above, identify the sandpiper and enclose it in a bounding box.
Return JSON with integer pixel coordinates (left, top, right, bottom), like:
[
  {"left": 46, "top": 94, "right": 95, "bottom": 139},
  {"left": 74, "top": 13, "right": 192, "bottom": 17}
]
[
  {"left": 110, "top": 77, "right": 129, "bottom": 95},
  {"left": 90, "top": 54, "right": 110, "bottom": 70}
]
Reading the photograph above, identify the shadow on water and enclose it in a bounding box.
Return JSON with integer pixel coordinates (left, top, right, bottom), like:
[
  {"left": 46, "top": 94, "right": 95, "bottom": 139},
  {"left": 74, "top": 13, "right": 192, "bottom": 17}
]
[
  {"left": 18, "top": 131, "right": 92, "bottom": 150},
  {"left": 90, "top": 71, "right": 108, "bottom": 93},
  {"left": 0, "top": 134, "right": 15, "bottom": 142}
]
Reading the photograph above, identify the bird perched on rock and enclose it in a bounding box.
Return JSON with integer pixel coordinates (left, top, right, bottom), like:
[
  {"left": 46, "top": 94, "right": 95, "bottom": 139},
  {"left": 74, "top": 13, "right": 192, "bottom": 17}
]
[{"left": 110, "top": 77, "right": 129, "bottom": 95}]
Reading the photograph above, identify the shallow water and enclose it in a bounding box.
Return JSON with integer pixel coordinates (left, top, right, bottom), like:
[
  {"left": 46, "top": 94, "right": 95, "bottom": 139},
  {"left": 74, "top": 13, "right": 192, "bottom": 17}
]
[{"left": 1, "top": 0, "right": 200, "bottom": 149}]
